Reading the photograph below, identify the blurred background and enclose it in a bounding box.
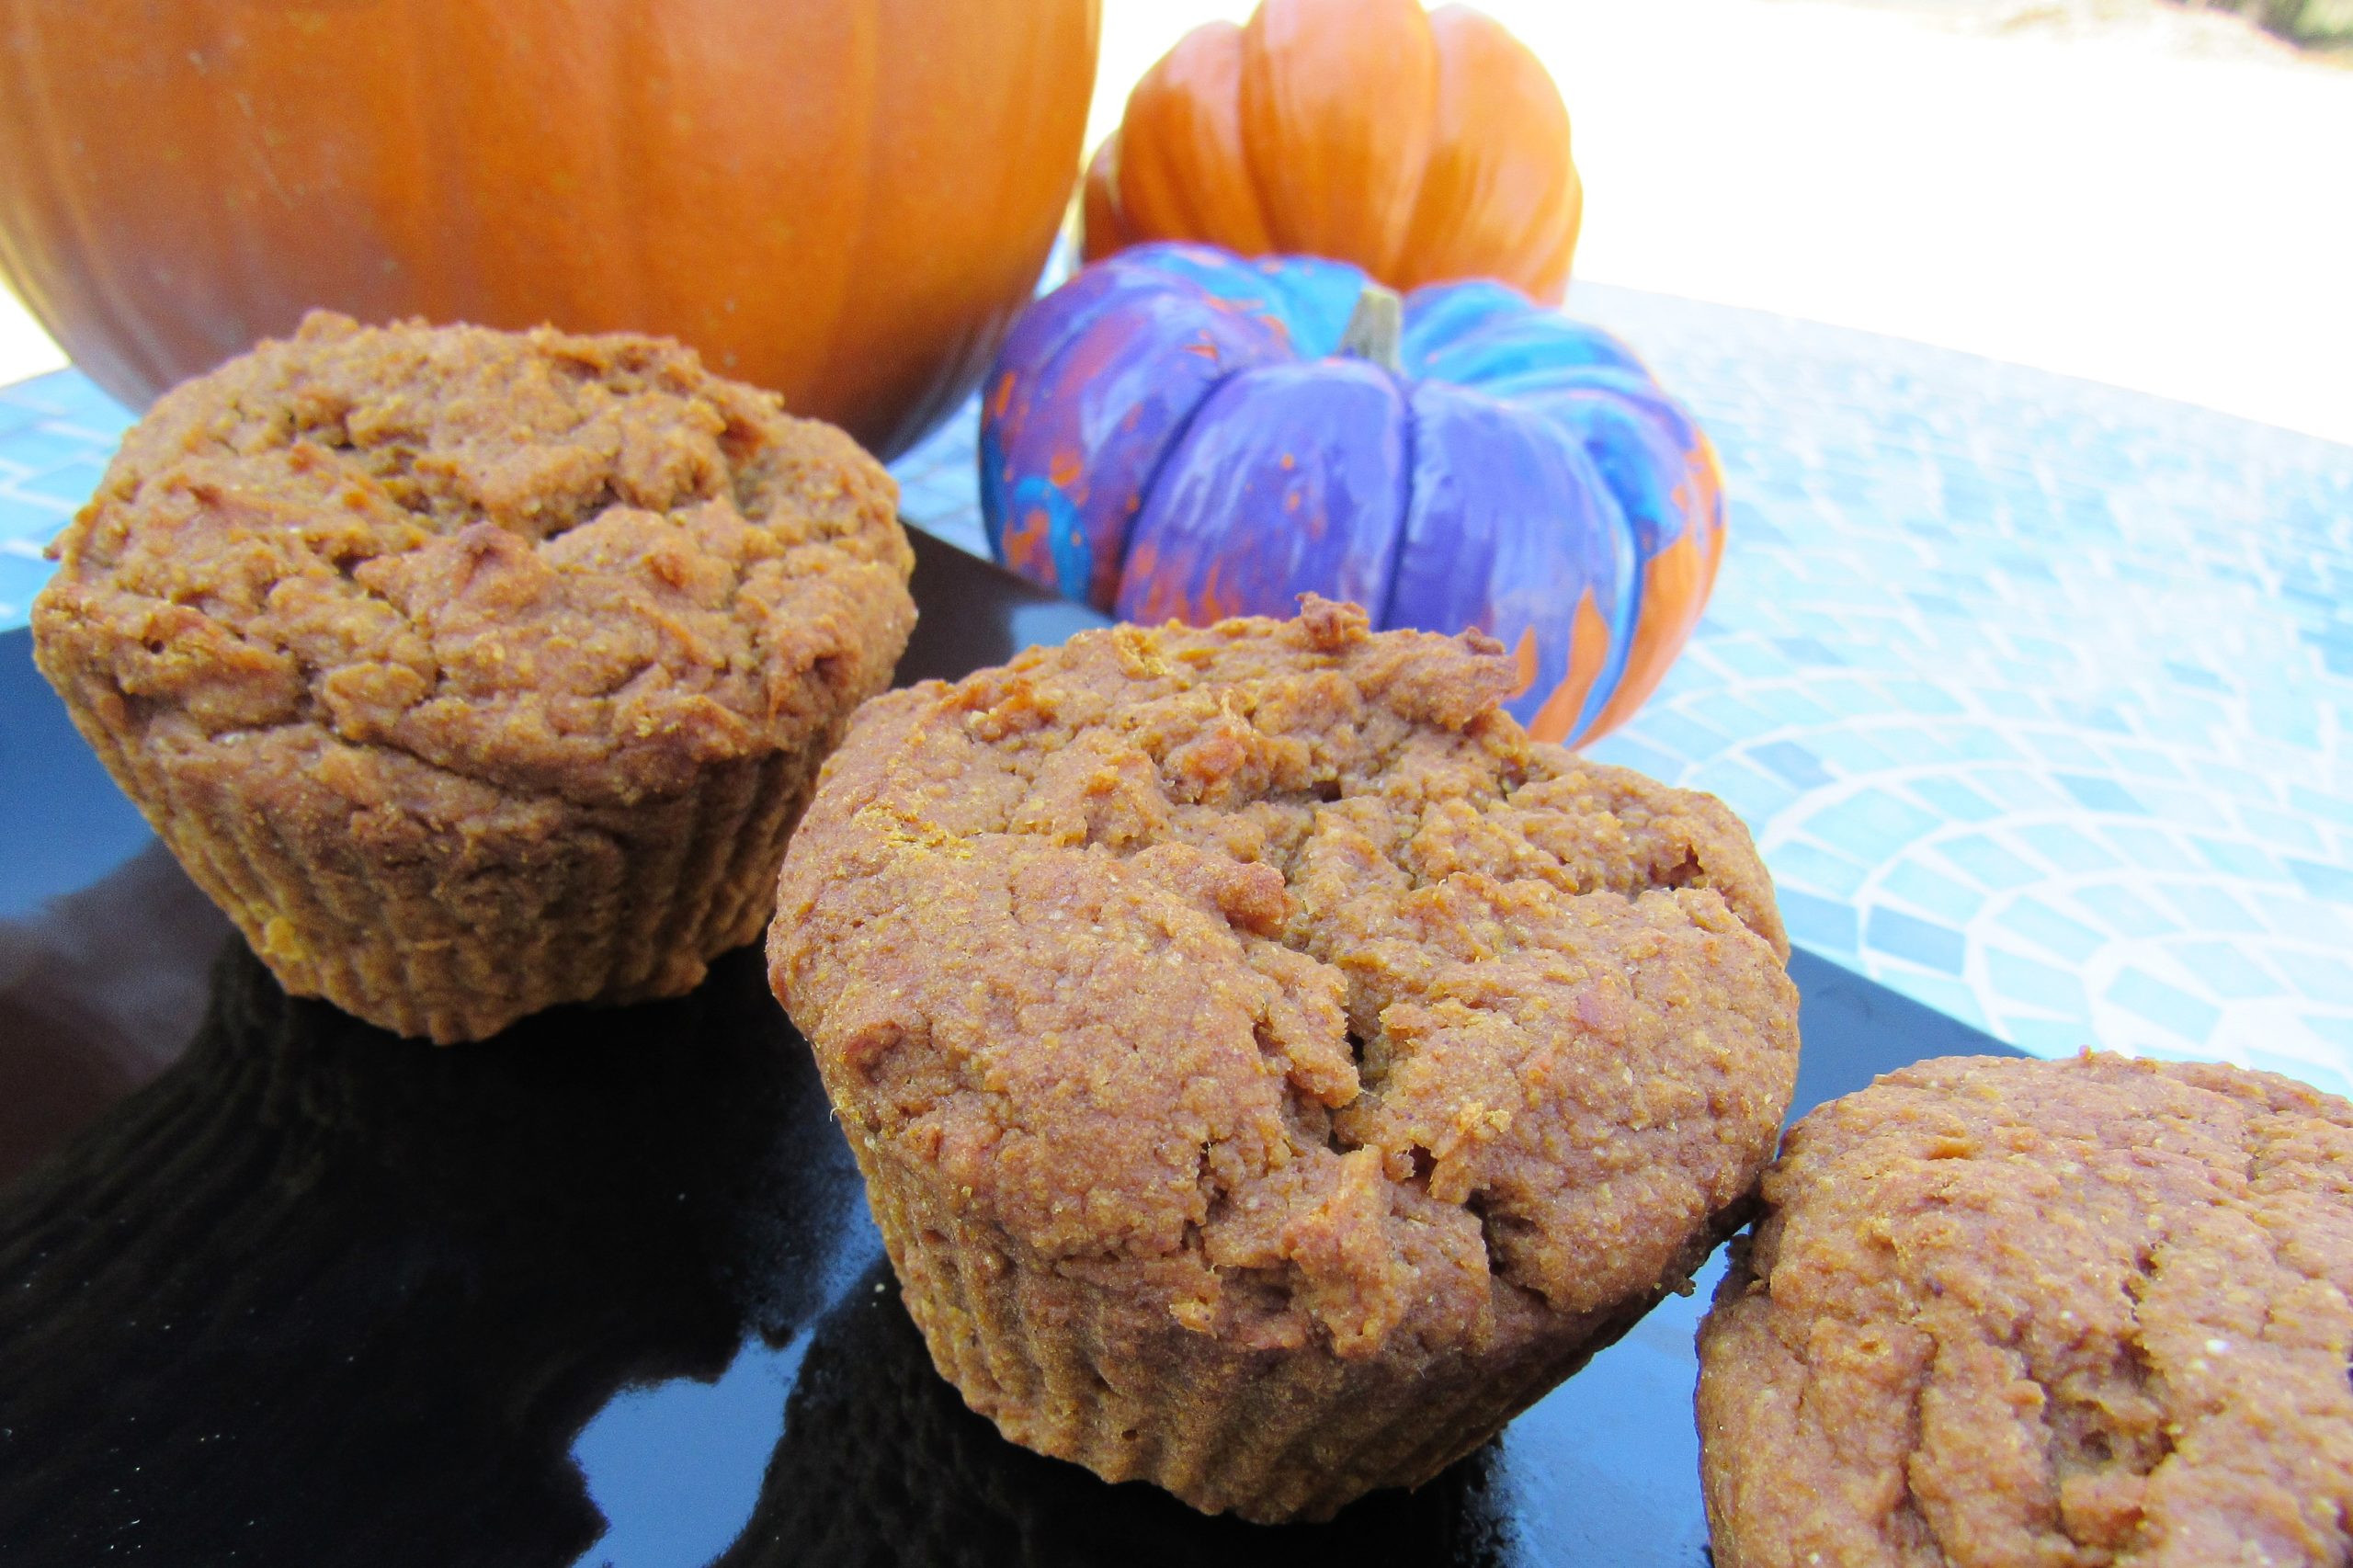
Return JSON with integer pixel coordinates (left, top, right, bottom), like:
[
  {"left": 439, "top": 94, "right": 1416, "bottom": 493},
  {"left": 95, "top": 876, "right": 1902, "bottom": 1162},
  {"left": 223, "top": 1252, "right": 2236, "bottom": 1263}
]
[{"left": 13, "top": 0, "right": 2346, "bottom": 444}]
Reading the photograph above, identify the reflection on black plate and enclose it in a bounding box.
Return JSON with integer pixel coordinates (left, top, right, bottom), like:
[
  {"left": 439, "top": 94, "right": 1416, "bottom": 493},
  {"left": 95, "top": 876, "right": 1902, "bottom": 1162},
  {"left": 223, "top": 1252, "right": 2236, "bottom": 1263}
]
[
  {"left": 719, "top": 1261, "right": 1513, "bottom": 1568},
  {"left": 0, "top": 532, "right": 2016, "bottom": 1565},
  {"left": 0, "top": 941, "right": 864, "bottom": 1565}
]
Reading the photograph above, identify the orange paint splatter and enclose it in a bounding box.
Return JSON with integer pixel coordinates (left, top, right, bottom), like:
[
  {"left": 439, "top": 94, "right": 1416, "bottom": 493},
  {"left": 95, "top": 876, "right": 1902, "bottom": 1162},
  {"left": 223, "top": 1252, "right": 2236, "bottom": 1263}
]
[
  {"left": 1509, "top": 627, "right": 1540, "bottom": 698},
  {"left": 1107, "top": 538, "right": 1157, "bottom": 614},
  {"left": 1003, "top": 506, "right": 1053, "bottom": 581},
  {"left": 989, "top": 370, "right": 1016, "bottom": 421},
  {"left": 1576, "top": 437, "right": 1726, "bottom": 744},
  {"left": 1528, "top": 591, "right": 1611, "bottom": 744},
  {"left": 1049, "top": 449, "right": 1084, "bottom": 488},
  {"left": 1188, "top": 559, "right": 1243, "bottom": 625},
  {"left": 1583, "top": 529, "right": 1710, "bottom": 744}
]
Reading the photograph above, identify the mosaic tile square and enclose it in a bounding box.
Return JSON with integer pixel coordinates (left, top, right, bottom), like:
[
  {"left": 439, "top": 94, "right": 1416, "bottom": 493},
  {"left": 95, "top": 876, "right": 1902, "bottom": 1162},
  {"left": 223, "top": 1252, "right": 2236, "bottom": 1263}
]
[
  {"left": 2158, "top": 882, "right": 2272, "bottom": 935},
  {"left": 2272, "top": 949, "right": 2353, "bottom": 1009},
  {"left": 1873, "top": 972, "right": 1990, "bottom": 1034},
  {"left": 2257, "top": 894, "right": 2352, "bottom": 946},
  {"left": 1801, "top": 789, "right": 1942, "bottom": 865},
  {"left": 2168, "top": 941, "right": 2283, "bottom": 1002},
  {"left": 2004, "top": 1017, "right": 2098, "bottom": 1055},
  {"left": 1986, "top": 949, "right": 2090, "bottom": 1016},
  {"left": 1994, "top": 899, "right": 2106, "bottom": 965},
  {"left": 2105, "top": 968, "right": 2222, "bottom": 1043},
  {"left": 1903, "top": 777, "right": 2002, "bottom": 825},
  {"left": 1766, "top": 839, "right": 1875, "bottom": 901},
  {"left": 1932, "top": 834, "right": 2044, "bottom": 892},
  {"left": 1866, "top": 906, "right": 1965, "bottom": 974},
  {"left": 1773, "top": 888, "right": 1859, "bottom": 958}
]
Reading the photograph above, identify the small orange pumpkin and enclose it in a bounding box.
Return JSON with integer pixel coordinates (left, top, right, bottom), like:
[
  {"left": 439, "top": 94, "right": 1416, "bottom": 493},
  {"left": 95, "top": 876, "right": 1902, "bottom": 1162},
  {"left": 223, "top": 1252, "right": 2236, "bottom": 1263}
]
[
  {"left": 0, "top": 0, "right": 1099, "bottom": 459},
  {"left": 1082, "top": 0, "right": 1581, "bottom": 304}
]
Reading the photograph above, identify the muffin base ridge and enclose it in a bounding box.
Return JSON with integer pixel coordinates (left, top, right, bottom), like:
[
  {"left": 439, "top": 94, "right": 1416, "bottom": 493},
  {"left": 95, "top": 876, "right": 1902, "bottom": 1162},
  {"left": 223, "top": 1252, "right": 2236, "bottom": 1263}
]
[
  {"left": 67, "top": 704, "right": 839, "bottom": 1043},
  {"left": 872, "top": 1152, "right": 1750, "bottom": 1522}
]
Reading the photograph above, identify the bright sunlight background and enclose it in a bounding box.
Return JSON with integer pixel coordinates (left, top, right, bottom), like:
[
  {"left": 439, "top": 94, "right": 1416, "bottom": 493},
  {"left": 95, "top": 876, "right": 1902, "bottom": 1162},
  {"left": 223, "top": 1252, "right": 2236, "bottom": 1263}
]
[{"left": 0, "top": 0, "right": 2346, "bottom": 446}]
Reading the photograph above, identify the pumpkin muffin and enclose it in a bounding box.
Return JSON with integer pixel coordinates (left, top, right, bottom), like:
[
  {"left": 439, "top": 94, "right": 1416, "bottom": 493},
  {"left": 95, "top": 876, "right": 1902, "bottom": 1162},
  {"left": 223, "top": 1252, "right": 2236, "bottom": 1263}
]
[
  {"left": 768, "top": 597, "right": 1800, "bottom": 1522},
  {"left": 35, "top": 312, "right": 915, "bottom": 1043},
  {"left": 1696, "top": 1053, "right": 2353, "bottom": 1568}
]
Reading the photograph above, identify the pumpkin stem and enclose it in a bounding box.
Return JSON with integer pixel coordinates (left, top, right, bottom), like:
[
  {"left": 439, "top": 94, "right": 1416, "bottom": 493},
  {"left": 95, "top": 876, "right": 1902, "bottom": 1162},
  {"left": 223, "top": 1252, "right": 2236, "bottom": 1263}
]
[{"left": 1336, "top": 284, "right": 1403, "bottom": 374}]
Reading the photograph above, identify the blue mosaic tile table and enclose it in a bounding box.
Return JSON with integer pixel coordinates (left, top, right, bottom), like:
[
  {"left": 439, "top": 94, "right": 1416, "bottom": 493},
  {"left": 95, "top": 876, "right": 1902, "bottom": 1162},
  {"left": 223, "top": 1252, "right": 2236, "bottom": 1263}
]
[
  {"left": 0, "top": 370, "right": 131, "bottom": 626},
  {"left": 7, "top": 285, "right": 2352, "bottom": 1100}
]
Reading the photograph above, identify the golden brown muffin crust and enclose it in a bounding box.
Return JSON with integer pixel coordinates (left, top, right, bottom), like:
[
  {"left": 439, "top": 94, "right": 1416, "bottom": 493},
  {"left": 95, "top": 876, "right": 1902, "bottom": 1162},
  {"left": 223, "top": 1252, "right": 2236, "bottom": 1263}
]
[
  {"left": 37, "top": 311, "right": 914, "bottom": 809},
  {"left": 1697, "top": 1053, "right": 2353, "bottom": 1568},
  {"left": 773, "top": 598, "right": 1798, "bottom": 1363}
]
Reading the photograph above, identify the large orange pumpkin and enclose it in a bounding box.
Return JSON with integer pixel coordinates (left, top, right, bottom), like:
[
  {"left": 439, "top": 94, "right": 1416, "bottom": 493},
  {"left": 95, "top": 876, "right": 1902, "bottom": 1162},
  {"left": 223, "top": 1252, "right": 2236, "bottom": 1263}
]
[
  {"left": 1082, "top": 0, "right": 1579, "bottom": 305},
  {"left": 0, "top": 0, "right": 1098, "bottom": 459}
]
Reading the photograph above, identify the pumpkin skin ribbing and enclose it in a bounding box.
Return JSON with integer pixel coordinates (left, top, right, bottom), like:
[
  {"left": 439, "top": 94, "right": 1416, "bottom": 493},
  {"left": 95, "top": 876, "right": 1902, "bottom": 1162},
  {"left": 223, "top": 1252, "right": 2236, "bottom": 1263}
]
[
  {"left": 980, "top": 243, "right": 1724, "bottom": 747},
  {"left": 1082, "top": 0, "right": 1582, "bottom": 307},
  {"left": 0, "top": 0, "right": 1098, "bottom": 460}
]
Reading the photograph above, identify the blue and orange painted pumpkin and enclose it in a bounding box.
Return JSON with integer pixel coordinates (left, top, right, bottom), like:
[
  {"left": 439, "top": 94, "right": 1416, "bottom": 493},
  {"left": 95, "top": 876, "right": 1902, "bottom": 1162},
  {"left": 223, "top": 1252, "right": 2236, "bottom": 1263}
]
[{"left": 979, "top": 241, "right": 1725, "bottom": 745}]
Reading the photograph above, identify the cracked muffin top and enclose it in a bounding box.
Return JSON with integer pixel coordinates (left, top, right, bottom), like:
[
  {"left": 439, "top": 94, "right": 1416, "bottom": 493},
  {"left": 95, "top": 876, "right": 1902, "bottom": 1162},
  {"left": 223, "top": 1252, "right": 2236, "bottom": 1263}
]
[
  {"left": 1698, "top": 1052, "right": 2353, "bottom": 1568},
  {"left": 35, "top": 312, "right": 915, "bottom": 808},
  {"left": 771, "top": 597, "right": 1799, "bottom": 1359}
]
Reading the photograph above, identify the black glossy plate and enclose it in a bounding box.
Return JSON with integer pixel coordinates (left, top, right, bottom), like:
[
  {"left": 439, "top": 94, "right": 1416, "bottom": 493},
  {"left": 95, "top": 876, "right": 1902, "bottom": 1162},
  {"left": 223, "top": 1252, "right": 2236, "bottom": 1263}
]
[{"left": 0, "top": 530, "right": 2013, "bottom": 1567}]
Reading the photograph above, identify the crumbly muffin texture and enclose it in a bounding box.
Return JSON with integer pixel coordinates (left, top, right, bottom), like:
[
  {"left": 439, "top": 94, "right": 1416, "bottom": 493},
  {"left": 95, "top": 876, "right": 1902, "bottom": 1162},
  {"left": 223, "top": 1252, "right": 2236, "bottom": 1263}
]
[
  {"left": 771, "top": 597, "right": 1800, "bottom": 1517},
  {"left": 1698, "top": 1053, "right": 2353, "bottom": 1568},
  {"left": 40, "top": 311, "right": 911, "bottom": 806},
  {"left": 36, "top": 312, "right": 915, "bottom": 1040}
]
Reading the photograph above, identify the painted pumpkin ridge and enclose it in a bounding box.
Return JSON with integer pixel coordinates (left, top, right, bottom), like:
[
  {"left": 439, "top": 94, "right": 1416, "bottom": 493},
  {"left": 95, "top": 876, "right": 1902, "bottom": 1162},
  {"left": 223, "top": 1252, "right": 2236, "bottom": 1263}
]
[{"left": 982, "top": 242, "right": 1722, "bottom": 747}]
